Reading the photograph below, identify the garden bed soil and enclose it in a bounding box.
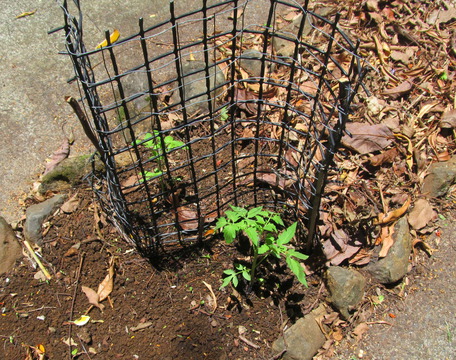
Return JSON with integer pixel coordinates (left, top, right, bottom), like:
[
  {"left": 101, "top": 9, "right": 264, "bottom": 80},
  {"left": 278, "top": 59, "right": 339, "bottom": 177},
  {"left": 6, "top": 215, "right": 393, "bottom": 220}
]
[{"left": 0, "top": 188, "right": 324, "bottom": 360}]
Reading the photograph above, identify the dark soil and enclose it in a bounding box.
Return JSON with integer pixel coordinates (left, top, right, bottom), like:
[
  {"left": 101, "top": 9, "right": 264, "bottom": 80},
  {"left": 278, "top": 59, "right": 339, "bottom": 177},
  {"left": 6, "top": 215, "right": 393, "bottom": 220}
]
[{"left": 0, "top": 188, "right": 324, "bottom": 360}]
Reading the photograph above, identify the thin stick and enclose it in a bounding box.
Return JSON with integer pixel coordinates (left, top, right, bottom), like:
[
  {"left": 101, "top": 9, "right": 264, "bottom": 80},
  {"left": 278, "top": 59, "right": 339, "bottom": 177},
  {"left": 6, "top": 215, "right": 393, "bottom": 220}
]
[
  {"left": 65, "top": 96, "right": 103, "bottom": 154},
  {"left": 23, "top": 240, "right": 52, "bottom": 280},
  {"left": 239, "top": 334, "right": 260, "bottom": 349},
  {"left": 68, "top": 253, "right": 85, "bottom": 360}
]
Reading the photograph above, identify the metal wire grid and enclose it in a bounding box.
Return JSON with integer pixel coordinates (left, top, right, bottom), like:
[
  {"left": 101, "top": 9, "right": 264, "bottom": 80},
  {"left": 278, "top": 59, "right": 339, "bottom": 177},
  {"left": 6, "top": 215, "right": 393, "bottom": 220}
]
[{"left": 59, "top": 0, "right": 365, "bottom": 256}]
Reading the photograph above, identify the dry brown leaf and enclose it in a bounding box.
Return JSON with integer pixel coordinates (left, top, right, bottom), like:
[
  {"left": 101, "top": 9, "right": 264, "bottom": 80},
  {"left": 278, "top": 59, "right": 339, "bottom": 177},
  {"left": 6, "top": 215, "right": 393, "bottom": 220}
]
[
  {"left": 382, "top": 80, "right": 413, "bottom": 97},
  {"left": 64, "top": 242, "right": 80, "bottom": 257},
  {"left": 177, "top": 206, "right": 200, "bottom": 231},
  {"left": 98, "top": 258, "right": 115, "bottom": 302},
  {"left": 342, "top": 123, "right": 393, "bottom": 154},
  {"left": 407, "top": 199, "right": 437, "bottom": 230},
  {"left": 121, "top": 175, "right": 141, "bottom": 195},
  {"left": 43, "top": 138, "right": 70, "bottom": 175},
  {"left": 256, "top": 169, "right": 294, "bottom": 190},
  {"left": 440, "top": 109, "right": 456, "bottom": 129},
  {"left": 82, "top": 285, "right": 105, "bottom": 311},
  {"left": 369, "top": 147, "right": 398, "bottom": 166},
  {"left": 375, "top": 197, "right": 411, "bottom": 225},
  {"left": 353, "top": 322, "right": 369, "bottom": 340},
  {"left": 349, "top": 248, "right": 372, "bottom": 265},
  {"left": 378, "top": 225, "right": 395, "bottom": 258},
  {"left": 130, "top": 321, "right": 153, "bottom": 332},
  {"left": 60, "top": 193, "right": 80, "bottom": 213},
  {"left": 233, "top": 87, "right": 258, "bottom": 115}
]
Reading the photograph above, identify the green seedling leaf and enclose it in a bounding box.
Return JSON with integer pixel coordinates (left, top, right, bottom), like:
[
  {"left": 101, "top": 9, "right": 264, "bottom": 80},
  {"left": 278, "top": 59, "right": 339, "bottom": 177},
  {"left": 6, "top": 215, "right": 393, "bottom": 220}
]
[
  {"left": 242, "top": 270, "right": 251, "bottom": 281},
  {"left": 223, "top": 224, "right": 237, "bottom": 244},
  {"left": 245, "top": 227, "right": 260, "bottom": 246},
  {"left": 272, "top": 214, "right": 284, "bottom": 226},
  {"left": 277, "top": 222, "right": 297, "bottom": 245},
  {"left": 225, "top": 209, "right": 241, "bottom": 223},
  {"left": 215, "top": 217, "right": 228, "bottom": 230},
  {"left": 248, "top": 206, "right": 264, "bottom": 218},
  {"left": 263, "top": 222, "right": 277, "bottom": 233},
  {"left": 287, "top": 249, "right": 309, "bottom": 261},
  {"left": 221, "top": 106, "right": 229, "bottom": 121},
  {"left": 440, "top": 72, "right": 448, "bottom": 81},
  {"left": 220, "top": 276, "right": 233, "bottom": 289},
  {"left": 258, "top": 244, "right": 270, "bottom": 255},
  {"left": 286, "top": 256, "right": 307, "bottom": 287}
]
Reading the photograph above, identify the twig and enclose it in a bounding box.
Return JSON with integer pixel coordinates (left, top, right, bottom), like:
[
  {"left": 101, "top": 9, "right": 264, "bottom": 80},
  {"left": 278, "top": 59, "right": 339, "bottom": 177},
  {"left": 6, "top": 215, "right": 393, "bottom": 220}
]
[
  {"left": 268, "top": 349, "right": 287, "bottom": 360},
  {"left": 23, "top": 240, "right": 52, "bottom": 280},
  {"left": 76, "top": 333, "right": 93, "bottom": 360},
  {"left": 68, "top": 253, "right": 85, "bottom": 360},
  {"left": 65, "top": 96, "right": 102, "bottom": 154},
  {"left": 239, "top": 334, "right": 260, "bottom": 349}
]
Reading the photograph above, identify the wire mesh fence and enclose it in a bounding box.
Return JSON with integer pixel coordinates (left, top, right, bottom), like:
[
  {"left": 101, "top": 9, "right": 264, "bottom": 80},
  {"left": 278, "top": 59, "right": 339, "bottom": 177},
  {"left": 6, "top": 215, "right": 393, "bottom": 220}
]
[{"left": 59, "top": 0, "right": 366, "bottom": 258}]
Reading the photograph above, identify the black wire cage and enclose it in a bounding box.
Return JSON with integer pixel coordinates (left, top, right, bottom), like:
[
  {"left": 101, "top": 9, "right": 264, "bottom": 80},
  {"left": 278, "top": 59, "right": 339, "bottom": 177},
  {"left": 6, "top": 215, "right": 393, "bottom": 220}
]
[{"left": 59, "top": 0, "right": 366, "bottom": 258}]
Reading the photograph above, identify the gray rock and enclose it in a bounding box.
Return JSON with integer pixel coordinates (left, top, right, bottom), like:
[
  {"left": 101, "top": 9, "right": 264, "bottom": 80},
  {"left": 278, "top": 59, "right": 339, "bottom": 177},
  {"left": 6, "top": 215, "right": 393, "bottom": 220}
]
[
  {"left": 325, "top": 266, "right": 365, "bottom": 319},
  {"left": 273, "top": 14, "right": 314, "bottom": 58},
  {"left": 39, "top": 155, "right": 104, "bottom": 194},
  {"left": 239, "top": 50, "right": 273, "bottom": 78},
  {"left": 0, "top": 216, "right": 22, "bottom": 274},
  {"left": 272, "top": 310, "right": 325, "bottom": 360},
  {"left": 367, "top": 217, "right": 412, "bottom": 284},
  {"left": 24, "top": 194, "right": 66, "bottom": 245},
  {"left": 422, "top": 156, "right": 456, "bottom": 198},
  {"left": 171, "top": 60, "right": 226, "bottom": 115}
]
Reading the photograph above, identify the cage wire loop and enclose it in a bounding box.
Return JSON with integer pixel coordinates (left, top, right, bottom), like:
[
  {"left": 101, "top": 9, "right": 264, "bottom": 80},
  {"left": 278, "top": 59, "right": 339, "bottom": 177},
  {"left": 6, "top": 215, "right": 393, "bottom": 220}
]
[{"left": 60, "top": 0, "right": 366, "bottom": 257}]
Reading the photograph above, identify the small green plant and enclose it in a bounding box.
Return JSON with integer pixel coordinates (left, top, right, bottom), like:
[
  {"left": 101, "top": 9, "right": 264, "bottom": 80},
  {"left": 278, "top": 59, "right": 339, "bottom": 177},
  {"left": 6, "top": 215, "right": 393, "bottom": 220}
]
[
  {"left": 215, "top": 205, "right": 308, "bottom": 290},
  {"left": 220, "top": 106, "right": 229, "bottom": 121},
  {"left": 133, "top": 130, "right": 186, "bottom": 181}
]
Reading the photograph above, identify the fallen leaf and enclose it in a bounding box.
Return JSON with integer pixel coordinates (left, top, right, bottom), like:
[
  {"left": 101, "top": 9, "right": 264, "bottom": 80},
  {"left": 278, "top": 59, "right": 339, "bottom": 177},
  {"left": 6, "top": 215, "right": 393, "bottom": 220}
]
[
  {"left": 43, "top": 138, "right": 70, "bottom": 175},
  {"left": 382, "top": 80, "right": 413, "bottom": 97},
  {"left": 60, "top": 193, "right": 80, "bottom": 213},
  {"left": 378, "top": 225, "right": 395, "bottom": 258},
  {"left": 440, "top": 109, "right": 456, "bottom": 129},
  {"left": 408, "top": 199, "right": 437, "bottom": 230},
  {"left": 34, "top": 270, "right": 47, "bottom": 281},
  {"left": 98, "top": 257, "right": 115, "bottom": 302},
  {"left": 72, "top": 315, "right": 91, "bottom": 326},
  {"left": 233, "top": 87, "right": 258, "bottom": 115},
  {"left": 121, "top": 175, "right": 141, "bottom": 195},
  {"left": 64, "top": 242, "right": 81, "bottom": 257},
  {"left": 322, "top": 229, "right": 361, "bottom": 265},
  {"left": 369, "top": 147, "right": 398, "bottom": 166},
  {"left": 62, "top": 337, "right": 78, "bottom": 346},
  {"left": 16, "top": 10, "right": 37, "bottom": 19},
  {"left": 81, "top": 285, "right": 105, "bottom": 311},
  {"left": 177, "top": 207, "right": 200, "bottom": 231},
  {"left": 342, "top": 123, "right": 393, "bottom": 154},
  {"left": 95, "top": 29, "right": 120, "bottom": 49},
  {"left": 352, "top": 322, "right": 369, "bottom": 339},
  {"left": 254, "top": 168, "right": 296, "bottom": 190},
  {"left": 375, "top": 197, "right": 411, "bottom": 225},
  {"left": 130, "top": 321, "right": 153, "bottom": 332},
  {"left": 349, "top": 248, "right": 372, "bottom": 265}
]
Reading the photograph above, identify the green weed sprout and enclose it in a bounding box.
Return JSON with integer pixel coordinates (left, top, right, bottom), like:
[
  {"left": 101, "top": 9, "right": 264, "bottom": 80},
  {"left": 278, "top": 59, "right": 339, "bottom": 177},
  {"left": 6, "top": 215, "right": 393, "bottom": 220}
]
[
  {"left": 133, "top": 130, "right": 186, "bottom": 181},
  {"left": 215, "top": 205, "right": 308, "bottom": 290}
]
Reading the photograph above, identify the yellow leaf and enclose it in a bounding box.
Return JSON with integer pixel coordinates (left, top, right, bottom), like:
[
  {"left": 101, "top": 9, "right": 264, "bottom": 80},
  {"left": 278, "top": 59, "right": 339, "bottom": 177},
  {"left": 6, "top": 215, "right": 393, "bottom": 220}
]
[
  {"left": 37, "top": 344, "right": 45, "bottom": 353},
  {"left": 72, "top": 315, "right": 90, "bottom": 326},
  {"left": 95, "top": 29, "right": 120, "bottom": 49},
  {"left": 16, "top": 10, "right": 36, "bottom": 19},
  {"left": 375, "top": 197, "right": 411, "bottom": 225}
]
